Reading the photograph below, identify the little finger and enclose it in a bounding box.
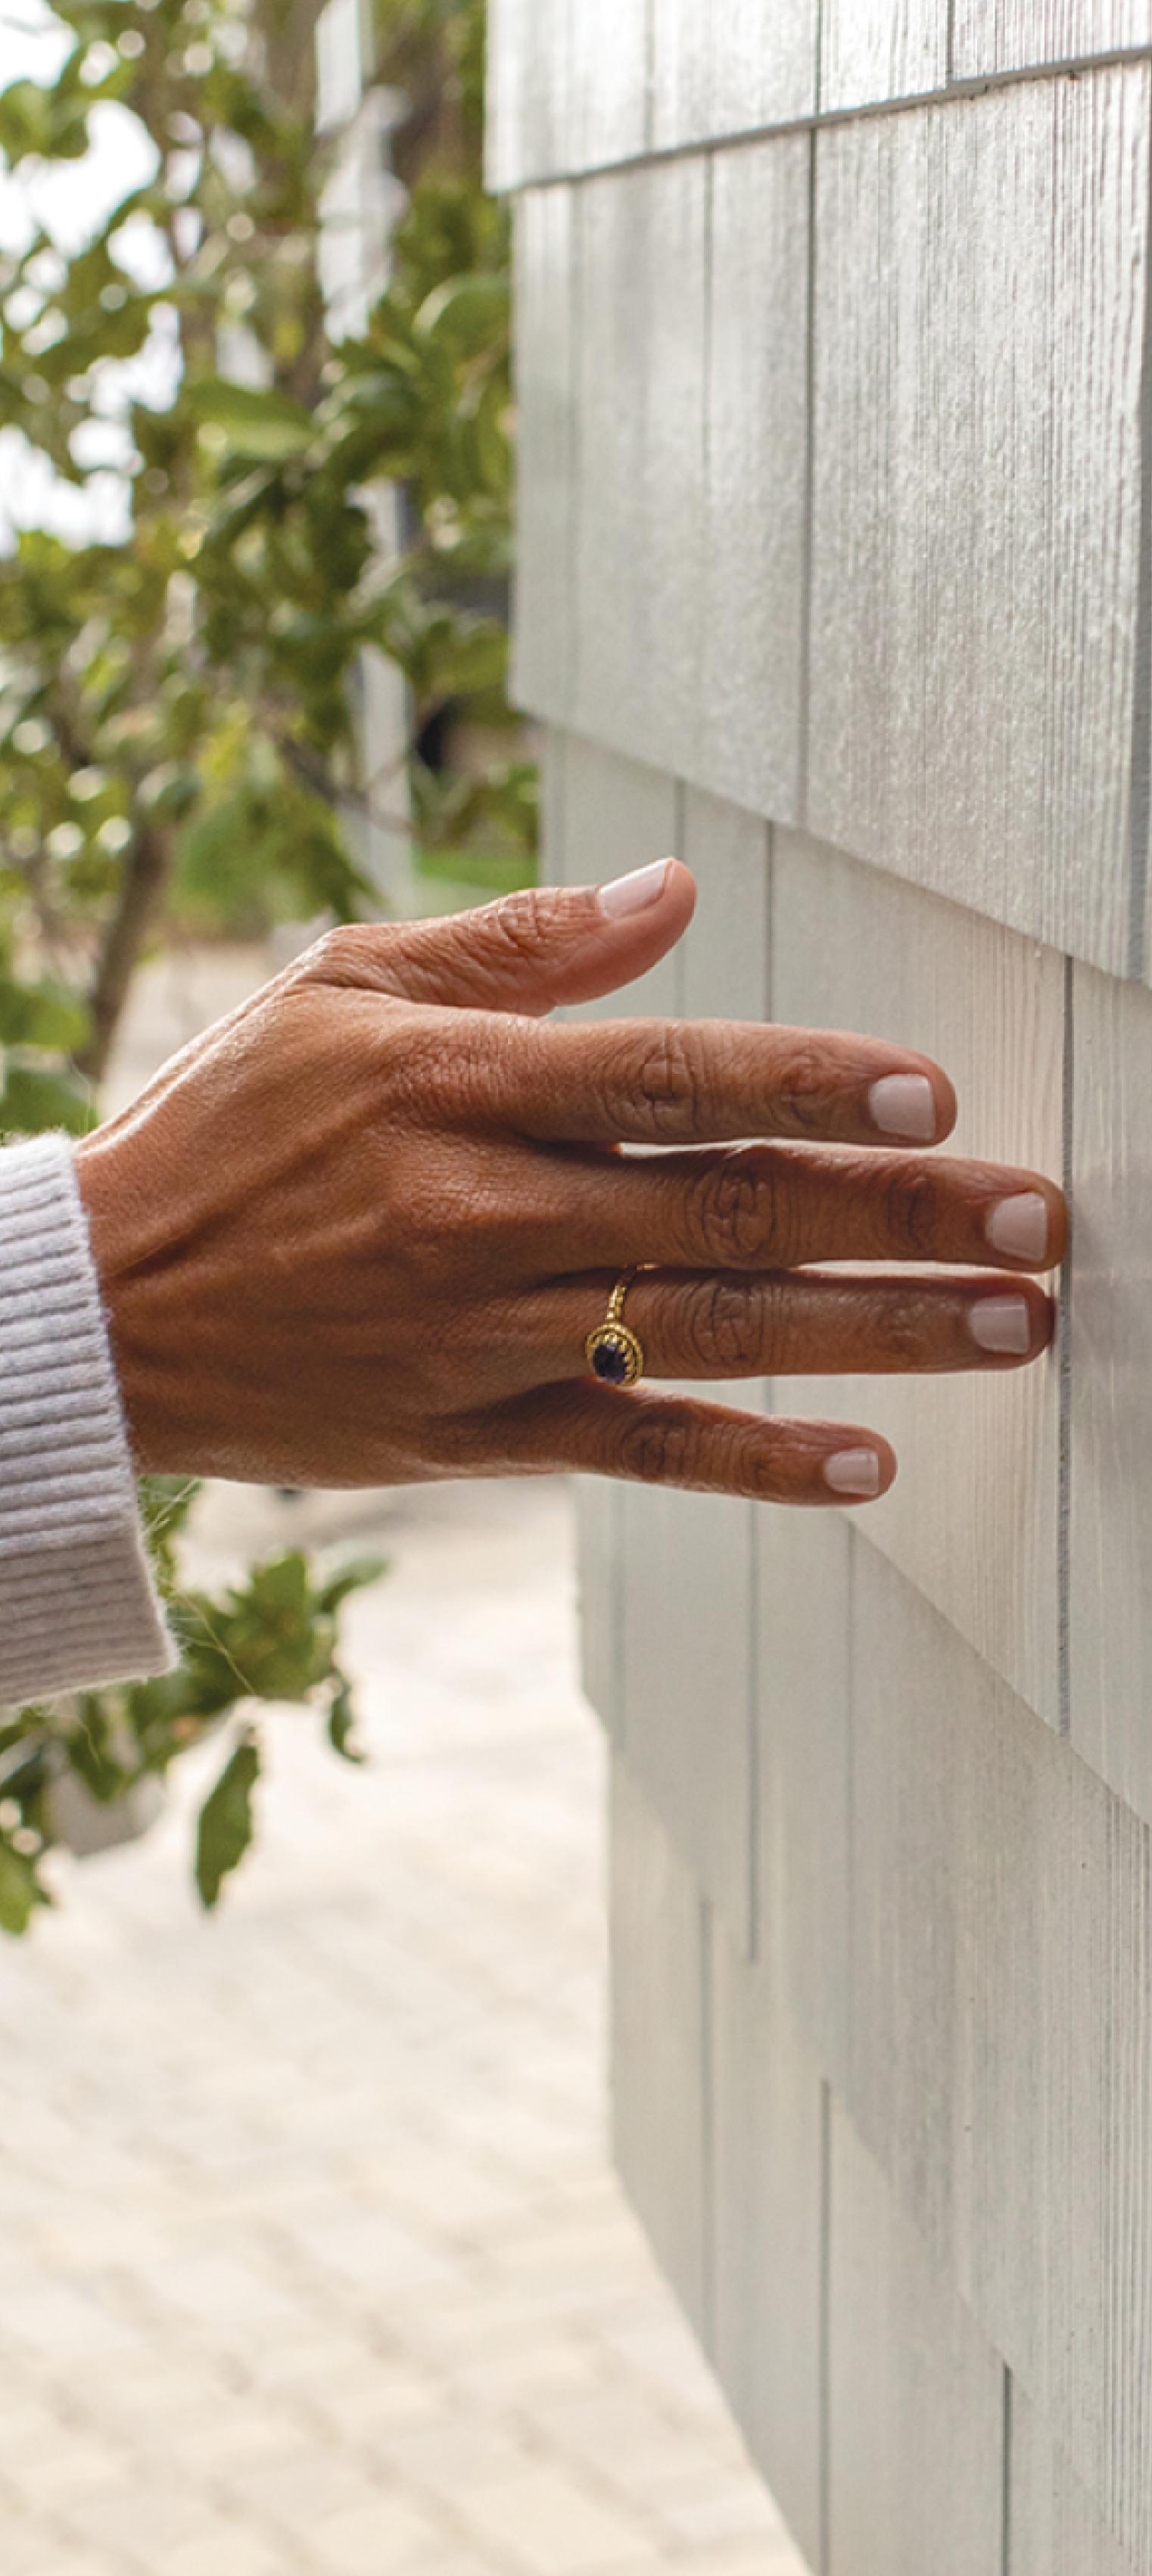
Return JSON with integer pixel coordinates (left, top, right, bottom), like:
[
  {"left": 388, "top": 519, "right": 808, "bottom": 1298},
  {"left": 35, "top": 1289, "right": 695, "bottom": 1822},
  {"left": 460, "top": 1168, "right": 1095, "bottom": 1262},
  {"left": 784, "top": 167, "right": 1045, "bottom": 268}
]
[{"left": 482, "top": 1382, "right": 897, "bottom": 1505}]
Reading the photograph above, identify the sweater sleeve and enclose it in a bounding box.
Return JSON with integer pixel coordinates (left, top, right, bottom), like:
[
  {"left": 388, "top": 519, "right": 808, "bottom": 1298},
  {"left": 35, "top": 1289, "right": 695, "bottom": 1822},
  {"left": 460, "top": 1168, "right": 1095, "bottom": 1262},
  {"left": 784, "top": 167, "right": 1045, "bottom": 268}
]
[{"left": 0, "top": 1134, "right": 174, "bottom": 1709}]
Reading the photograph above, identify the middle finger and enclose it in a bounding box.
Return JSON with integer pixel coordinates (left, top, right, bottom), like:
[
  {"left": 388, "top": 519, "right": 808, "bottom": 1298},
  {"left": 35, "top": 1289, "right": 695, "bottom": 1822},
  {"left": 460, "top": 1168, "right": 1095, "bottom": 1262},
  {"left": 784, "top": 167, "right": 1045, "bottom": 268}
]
[{"left": 544, "top": 1141, "right": 1066, "bottom": 1276}]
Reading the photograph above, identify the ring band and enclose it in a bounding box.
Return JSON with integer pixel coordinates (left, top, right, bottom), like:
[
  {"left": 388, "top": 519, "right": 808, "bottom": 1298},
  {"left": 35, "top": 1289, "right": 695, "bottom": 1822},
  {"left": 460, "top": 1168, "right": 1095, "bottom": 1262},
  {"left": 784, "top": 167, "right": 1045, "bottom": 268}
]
[{"left": 586, "top": 1267, "right": 646, "bottom": 1387}]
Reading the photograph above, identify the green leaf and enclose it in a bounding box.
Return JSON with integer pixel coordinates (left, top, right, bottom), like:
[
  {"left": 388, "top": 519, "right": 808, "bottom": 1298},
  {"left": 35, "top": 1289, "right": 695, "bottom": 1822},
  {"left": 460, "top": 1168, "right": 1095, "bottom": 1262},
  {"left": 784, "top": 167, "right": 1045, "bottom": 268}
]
[
  {"left": 2, "top": 1065, "right": 95, "bottom": 1138},
  {"left": 0, "top": 79, "right": 92, "bottom": 166},
  {"left": 416, "top": 272, "right": 510, "bottom": 359},
  {"left": 0, "top": 978, "right": 88, "bottom": 1051},
  {"left": 316, "top": 1554, "right": 387, "bottom": 1617},
  {"left": 0, "top": 1837, "right": 48, "bottom": 1936},
  {"left": 65, "top": 1696, "right": 128, "bottom": 1803},
  {"left": 195, "top": 1734, "right": 261, "bottom": 1912},
  {"left": 416, "top": 841, "right": 534, "bottom": 897},
  {"left": 173, "top": 778, "right": 369, "bottom": 937},
  {"left": 327, "top": 1678, "right": 366, "bottom": 1766},
  {"left": 176, "top": 1551, "right": 332, "bottom": 1707},
  {"left": 426, "top": 616, "right": 508, "bottom": 699},
  {"left": 189, "top": 379, "right": 317, "bottom": 461}
]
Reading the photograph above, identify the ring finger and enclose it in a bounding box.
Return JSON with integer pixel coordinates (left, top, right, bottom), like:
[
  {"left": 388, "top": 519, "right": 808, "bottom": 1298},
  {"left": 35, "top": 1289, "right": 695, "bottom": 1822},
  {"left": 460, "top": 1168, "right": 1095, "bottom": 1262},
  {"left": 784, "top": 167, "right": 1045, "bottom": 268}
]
[{"left": 510, "top": 1268, "right": 1057, "bottom": 1388}]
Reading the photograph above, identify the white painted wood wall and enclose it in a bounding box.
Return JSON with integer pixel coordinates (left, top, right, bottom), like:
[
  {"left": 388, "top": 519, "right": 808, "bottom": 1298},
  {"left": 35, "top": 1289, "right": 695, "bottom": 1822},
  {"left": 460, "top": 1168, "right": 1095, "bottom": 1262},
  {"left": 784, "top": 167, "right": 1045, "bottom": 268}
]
[{"left": 487, "top": 8, "right": 1152, "bottom": 2568}]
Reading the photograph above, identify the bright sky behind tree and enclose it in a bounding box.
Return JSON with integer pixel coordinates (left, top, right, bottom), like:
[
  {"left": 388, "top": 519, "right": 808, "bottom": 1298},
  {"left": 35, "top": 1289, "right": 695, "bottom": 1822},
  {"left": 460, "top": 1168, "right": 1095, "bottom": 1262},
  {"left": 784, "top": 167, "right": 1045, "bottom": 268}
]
[{"left": 0, "top": 0, "right": 171, "bottom": 541}]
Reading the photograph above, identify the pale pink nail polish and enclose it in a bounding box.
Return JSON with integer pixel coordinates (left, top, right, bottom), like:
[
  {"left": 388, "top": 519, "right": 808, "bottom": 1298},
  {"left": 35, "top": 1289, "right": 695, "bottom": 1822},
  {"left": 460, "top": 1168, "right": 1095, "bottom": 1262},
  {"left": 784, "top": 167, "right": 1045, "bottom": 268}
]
[
  {"left": 598, "top": 858, "right": 673, "bottom": 919},
  {"left": 986, "top": 1192, "right": 1050, "bottom": 1264},
  {"left": 868, "top": 1072, "right": 938, "bottom": 1140},
  {"left": 969, "top": 1296, "right": 1032, "bottom": 1355},
  {"left": 824, "top": 1448, "right": 883, "bottom": 1498}
]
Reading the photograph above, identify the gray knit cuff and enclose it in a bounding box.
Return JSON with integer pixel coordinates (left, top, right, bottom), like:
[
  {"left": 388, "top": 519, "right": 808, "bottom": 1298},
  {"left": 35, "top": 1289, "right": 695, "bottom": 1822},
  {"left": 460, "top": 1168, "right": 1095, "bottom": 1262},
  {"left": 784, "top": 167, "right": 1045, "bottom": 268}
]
[{"left": 0, "top": 1135, "right": 175, "bottom": 1709}]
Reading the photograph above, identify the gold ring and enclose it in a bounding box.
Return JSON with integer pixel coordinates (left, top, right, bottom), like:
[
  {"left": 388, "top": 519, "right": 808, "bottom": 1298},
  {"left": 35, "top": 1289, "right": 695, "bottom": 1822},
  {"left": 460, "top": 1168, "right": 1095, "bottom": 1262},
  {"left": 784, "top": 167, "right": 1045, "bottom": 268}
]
[{"left": 586, "top": 1268, "right": 646, "bottom": 1386}]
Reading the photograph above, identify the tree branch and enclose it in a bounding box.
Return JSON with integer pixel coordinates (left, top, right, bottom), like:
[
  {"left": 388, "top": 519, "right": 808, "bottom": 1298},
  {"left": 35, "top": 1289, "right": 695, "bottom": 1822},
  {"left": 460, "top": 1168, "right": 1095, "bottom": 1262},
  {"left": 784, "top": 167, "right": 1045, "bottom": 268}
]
[{"left": 76, "top": 823, "right": 173, "bottom": 1087}]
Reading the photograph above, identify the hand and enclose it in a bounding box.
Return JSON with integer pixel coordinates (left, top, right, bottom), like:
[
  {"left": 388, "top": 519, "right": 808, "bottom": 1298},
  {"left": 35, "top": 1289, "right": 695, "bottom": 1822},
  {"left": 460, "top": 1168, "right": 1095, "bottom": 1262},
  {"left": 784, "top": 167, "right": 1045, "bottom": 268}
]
[{"left": 76, "top": 860, "right": 1066, "bottom": 1507}]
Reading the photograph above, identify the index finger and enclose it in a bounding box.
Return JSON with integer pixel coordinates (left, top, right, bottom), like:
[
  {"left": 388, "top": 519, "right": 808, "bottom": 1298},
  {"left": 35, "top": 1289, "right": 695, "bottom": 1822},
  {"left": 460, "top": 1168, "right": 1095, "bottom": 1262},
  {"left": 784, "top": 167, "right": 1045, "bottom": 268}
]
[{"left": 493, "top": 1016, "right": 958, "bottom": 1150}]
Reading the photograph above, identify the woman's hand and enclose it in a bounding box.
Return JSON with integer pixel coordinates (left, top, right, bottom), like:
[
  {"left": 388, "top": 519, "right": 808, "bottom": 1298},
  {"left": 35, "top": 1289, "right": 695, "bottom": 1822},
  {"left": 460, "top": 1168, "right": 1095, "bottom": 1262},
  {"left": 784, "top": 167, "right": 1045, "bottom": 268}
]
[{"left": 76, "top": 860, "right": 1066, "bottom": 1507}]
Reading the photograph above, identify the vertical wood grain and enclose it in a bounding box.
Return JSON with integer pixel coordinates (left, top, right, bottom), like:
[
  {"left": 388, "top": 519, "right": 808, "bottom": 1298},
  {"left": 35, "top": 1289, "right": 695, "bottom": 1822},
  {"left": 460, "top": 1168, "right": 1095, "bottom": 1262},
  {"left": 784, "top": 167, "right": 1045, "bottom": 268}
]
[
  {"left": 953, "top": 0, "right": 1152, "bottom": 76},
  {"left": 540, "top": 722, "right": 568, "bottom": 888},
  {"left": 820, "top": 0, "right": 948, "bottom": 108},
  {"left": 609, "top": 1757, "right": 710, "bottom": 2341},
  {"left": 848, "top": 1549, "right": 1038, "bottom": 2282},
  {"left": 619, "top": 1426, "right": 756, "bottom": 1953},
  {"left": 573, "top": 1480, "right": 623, "bottom": 1738},
  {"left": 483, "top": 0, "right": 570, "bottom": 190},
  {"left": 1066, "top": 968, "right": 1152, "bottom": 1854},
  {"left": 1069, "top": 965, "right": 1152, "bottom": 1825},
  {"left": 1008, "top": 2385, "right": 1144, "bottom": 2576},
  {"left": 828, "top": 2101, "right": 1005, "bottom": 2576},
  {"left": 771, "top": 831, "right": 1064, "bottom": 1730},
  {"left": 555, "top": 730, "right": 681, "bottom": 1014},
  {"left": 512, "top": 188, "right": 576, "bottom": 725},
  {"left": 573, "top": 162, "right": 709, "bottom": 775},
  {"left": 648, "top": 0, "right": 709, "bottom": 154},
  {"left": 650, "top": 0, "right": 817, "bottom": 149},
  {"left": 756, "top": 1509, "right": 853, "bottom": 2074},
  {"left": 807, "top": 66, "right": 1150, "bottom": 975},
  {"left": 702, "top": 137, "right": 811, "bottom": 824},
  {"left": 568, "top": 0, "right": 649, "bottom": 172},
  {"left": 709, "top": 1927, "right": 825, "bottom": 2572},
  {"left": 848, "top": 1544, "right": 1152, "bottom": 2569},
  {"left": 505, "top": 23, "right": 1152, "bottom": 2567},
  {"left": 679, "top": 788, "right": 771, "bottom": 1022}
]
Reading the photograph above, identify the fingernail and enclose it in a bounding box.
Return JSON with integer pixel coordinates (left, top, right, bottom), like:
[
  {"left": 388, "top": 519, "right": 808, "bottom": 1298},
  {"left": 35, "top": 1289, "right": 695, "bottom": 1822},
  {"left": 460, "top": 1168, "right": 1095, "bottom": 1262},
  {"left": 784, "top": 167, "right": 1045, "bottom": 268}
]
[
  {"left": 867, "top": 1072, "right": 939, "bottom": 1140},
  {"left": 598, "top": 858, "right": 673, "bottom": 919},
  {"left": 824, "top": 1448, "right": 883, "bottom": 1498},
  {"left": 986, "top": 1192, "right": 1050, "bottom": 1265},
  {"left": 969, "top": 1295, "right": 1033, "bottom": 1355}
]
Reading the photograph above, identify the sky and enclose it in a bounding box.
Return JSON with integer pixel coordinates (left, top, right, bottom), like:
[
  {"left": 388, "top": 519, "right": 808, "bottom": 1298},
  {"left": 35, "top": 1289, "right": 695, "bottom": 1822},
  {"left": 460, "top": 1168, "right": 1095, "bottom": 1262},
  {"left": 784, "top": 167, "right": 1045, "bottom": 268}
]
[{"left": 0, "top": 0, "right": 168, "bottom": 543}]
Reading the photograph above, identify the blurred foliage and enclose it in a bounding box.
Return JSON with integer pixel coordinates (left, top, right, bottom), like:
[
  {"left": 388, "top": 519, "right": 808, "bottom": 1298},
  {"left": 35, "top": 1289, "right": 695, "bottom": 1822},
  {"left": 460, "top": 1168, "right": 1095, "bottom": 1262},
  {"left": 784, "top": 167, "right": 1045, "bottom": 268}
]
[
  {"left": 0, "top": 0, "right": 529, "bottom": 1107},
  {"left": 0, "top": 0, "right": 518, "bottom": 1918},
  {"left": 0, "top": 1479, "right": 385, "bottom": 1926}
]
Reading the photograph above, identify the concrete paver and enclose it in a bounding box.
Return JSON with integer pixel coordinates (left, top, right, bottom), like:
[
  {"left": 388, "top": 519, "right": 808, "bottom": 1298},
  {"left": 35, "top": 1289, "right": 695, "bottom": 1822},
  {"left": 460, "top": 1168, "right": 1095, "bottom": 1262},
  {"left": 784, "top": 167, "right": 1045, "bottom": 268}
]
[{"left": 0, "top": 1464, "right": 803, "bottom": 2574}]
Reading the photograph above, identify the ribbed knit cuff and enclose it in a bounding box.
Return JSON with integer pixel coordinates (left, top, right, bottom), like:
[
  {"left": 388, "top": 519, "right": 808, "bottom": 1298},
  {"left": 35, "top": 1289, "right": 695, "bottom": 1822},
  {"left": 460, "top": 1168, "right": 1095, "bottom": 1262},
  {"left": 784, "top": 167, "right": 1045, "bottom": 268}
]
[{"left": 0, "top": 1135, "right": 175, "bottom": 1709}]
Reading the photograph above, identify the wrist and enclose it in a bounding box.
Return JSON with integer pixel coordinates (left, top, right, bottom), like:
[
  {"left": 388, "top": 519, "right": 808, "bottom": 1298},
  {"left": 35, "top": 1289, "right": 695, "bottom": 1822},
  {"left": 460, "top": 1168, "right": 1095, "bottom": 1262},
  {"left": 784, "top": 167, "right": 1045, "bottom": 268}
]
[{"left": 73, "top": 1134, "right": 168, "bottom": 1477}]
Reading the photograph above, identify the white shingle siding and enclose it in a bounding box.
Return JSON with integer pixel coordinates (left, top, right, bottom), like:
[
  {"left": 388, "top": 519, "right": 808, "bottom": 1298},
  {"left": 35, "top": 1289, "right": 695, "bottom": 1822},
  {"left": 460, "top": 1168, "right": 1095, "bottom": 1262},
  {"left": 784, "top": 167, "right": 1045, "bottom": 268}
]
[{"left": 488, "top": 20, "right": 1152, "bottom": 2571}]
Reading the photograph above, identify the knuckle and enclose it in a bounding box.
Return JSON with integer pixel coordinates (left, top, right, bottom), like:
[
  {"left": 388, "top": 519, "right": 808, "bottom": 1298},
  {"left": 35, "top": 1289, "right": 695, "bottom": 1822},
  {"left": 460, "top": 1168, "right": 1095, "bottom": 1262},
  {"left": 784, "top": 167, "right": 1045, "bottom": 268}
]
[
  {"left": 615, "top": 1405, "right": 697, "bottom": 1488},
  {"left": 684, "top": 1153, "right": 781, "bottom": 1265},
  {"left": 616, "top": 1028, "right": 702, "bottom": 1138},
  {"left": 302, "top": 923, "right": 387, "bottom": 984},
  {"left": 680, "top": 1277, "right": 769, "bottom": 1372},
  {"left": 878, "top": 1293, "right": 931, "bottom": 1366},
  {"left": 880, "top": 1164, "right": 939, "bottom": 1255},
  {"left": 481, "top": 885, "right": 556, "bottom": 966},
  {"left": 773, "top": 1036, "right": 834, "bottom": 1136}
]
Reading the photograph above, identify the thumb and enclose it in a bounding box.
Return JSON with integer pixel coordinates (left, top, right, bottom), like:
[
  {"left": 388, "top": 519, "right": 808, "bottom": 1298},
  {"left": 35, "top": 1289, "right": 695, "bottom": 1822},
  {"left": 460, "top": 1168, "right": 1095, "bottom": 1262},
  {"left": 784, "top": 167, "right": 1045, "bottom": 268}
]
[{"left": 342, "top": 860, "right": 696, "bottom": 1015}]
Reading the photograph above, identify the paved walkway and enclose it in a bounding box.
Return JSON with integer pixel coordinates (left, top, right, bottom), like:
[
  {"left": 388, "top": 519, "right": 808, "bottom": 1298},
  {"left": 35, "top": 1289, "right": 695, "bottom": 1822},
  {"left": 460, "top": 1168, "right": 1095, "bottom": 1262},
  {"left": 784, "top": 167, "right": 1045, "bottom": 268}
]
[{"left": 0, "top": 1470, "right": 804, "bottom": 2576}]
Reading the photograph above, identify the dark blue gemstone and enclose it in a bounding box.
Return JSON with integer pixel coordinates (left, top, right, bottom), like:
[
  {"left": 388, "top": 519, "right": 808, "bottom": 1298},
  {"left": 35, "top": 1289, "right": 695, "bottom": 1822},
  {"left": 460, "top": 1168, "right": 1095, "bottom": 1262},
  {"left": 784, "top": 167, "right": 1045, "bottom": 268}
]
[{"left": 593, "top": 1336, "right": 630, "bottom": 1384}]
